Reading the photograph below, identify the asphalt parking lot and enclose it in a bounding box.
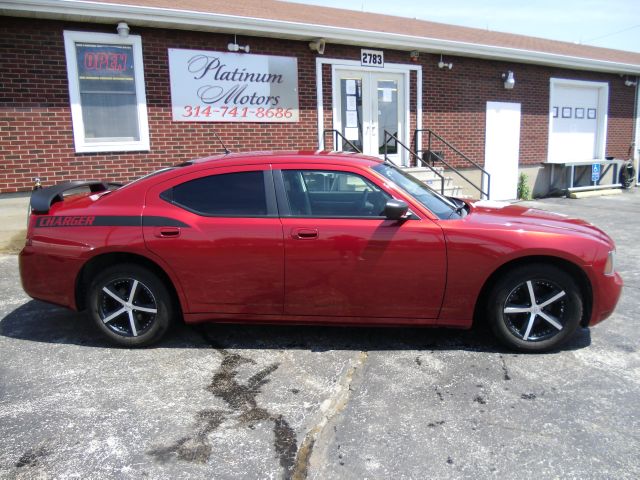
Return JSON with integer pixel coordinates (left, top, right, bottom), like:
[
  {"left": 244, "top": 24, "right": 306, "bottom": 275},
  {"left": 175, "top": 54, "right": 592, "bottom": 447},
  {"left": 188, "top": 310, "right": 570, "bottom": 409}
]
[{"left": 1, "top": 191, "right": 639, "bottom": 479}]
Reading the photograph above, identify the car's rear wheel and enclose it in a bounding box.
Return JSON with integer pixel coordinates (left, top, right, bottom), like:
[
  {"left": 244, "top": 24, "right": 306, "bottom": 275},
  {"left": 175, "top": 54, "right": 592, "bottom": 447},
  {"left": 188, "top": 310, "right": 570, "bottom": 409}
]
[
  {"left": 87, "top": 264, "right": 173, "bottom": 347},
  {"left": 487, "top": 264, "right": 583, "bottom": 352}
]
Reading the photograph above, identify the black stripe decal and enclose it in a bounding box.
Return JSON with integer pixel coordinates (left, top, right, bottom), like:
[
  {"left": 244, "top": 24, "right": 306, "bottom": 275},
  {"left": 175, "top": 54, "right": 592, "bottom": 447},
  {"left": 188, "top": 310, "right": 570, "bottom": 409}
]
[
  {"left": 93, "top": 216, "right": 140, "bottom": 226},
  {"left": 35, "top": 216, "right": 189, "bottom": 228},
  {"left": 143, "top": 216, "right": 190, "bottom": 227}
]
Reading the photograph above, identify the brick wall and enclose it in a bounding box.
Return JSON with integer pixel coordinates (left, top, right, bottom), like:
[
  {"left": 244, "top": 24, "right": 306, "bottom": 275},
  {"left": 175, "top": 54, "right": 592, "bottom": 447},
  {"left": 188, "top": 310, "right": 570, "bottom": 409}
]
[
  {"left": 421, "top": 54, "right": 636, "bottom": 168},
  {"left": 0, "top": 17, "right": 320, "bottom": 193},
  {"left": 0, "top": 16, "right": 636, "bottom": 192}
]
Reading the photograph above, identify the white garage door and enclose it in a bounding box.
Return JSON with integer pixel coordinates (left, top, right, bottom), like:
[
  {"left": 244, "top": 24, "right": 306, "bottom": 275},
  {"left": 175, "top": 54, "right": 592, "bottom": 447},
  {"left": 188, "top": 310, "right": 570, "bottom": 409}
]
[{"left": 548, "top": 80, "right": 607, "bottom": 163}]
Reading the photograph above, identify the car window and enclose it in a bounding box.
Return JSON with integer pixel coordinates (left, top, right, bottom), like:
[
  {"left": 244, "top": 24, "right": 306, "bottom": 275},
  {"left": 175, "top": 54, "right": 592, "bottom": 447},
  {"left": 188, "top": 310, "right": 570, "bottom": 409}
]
[
  {"left": 372, "top": 163, "right": 459, "bottom": 220},
  {"left": 282, "top": 170, "right": 390, "bottom": 217},
  {"left": 165, "top": 171, "right": 268, "bottom": 216}
]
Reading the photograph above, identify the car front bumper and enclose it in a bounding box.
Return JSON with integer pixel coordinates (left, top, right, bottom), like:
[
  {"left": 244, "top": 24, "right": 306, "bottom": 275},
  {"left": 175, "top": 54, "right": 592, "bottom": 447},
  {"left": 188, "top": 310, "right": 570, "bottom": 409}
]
[{"left": 589, "top": 270, "right": 623, "bottom": 327}]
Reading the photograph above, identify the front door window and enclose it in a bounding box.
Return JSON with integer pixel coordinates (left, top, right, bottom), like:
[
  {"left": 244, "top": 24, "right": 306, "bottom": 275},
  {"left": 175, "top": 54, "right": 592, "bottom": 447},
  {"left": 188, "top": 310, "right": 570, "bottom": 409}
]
[
  {"left": 376, "top": 78, "right": 399, "bottom": 156},
  {"left": 339, "top": 77, "right": 363, "bottom": 153}
]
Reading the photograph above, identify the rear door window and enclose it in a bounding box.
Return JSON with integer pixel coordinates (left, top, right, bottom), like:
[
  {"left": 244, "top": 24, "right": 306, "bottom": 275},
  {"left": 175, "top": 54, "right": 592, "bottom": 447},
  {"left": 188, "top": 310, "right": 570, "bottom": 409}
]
[{"left": 163, "top": 171, "right": 268, "bottom": 216}]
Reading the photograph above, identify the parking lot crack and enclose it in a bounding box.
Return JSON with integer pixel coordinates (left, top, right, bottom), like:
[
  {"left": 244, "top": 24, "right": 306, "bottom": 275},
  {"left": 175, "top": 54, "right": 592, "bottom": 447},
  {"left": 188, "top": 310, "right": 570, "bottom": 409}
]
[
  {"left": 499, "top": 354, "right": 512, "bottom": 381},
  {"left": 289, "top": 350, "right": 369, "bottom": 480}
]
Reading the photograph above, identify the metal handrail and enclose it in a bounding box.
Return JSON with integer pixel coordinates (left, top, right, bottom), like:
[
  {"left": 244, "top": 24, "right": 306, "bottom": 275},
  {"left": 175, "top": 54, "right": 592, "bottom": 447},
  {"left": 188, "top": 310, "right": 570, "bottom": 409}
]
[
  {"left": 322, "top": 129, "right": 362, "bottom": 153},
  {"left": 413, "top": 128, "right": 490, "bottom": 199},
  {"left": 384, "top": 130, "right": 446, "bottom": 195}
]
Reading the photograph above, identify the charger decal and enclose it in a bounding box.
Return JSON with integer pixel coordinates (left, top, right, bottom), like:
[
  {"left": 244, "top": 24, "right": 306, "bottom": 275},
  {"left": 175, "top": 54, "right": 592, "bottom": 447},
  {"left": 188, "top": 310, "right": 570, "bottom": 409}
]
[{"left": 35, "top": 216, "right": 189, "bottom": 228}]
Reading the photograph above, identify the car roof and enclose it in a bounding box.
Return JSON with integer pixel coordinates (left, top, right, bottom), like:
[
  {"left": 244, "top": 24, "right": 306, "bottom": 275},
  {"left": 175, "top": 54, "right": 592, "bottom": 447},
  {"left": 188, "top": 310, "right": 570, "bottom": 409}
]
[
  {"left": 117, "top": 151, "right": 385, "bottom": 193},
  {"left": 186, "top": 150, "right": 383, "bottom": 168}
]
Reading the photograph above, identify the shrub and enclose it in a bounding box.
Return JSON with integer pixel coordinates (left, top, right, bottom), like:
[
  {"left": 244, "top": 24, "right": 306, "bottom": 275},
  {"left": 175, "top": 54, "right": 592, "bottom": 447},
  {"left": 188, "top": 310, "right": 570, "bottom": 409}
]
[{"left": 517, "top": 173, "right": 531, "bottom": 200}]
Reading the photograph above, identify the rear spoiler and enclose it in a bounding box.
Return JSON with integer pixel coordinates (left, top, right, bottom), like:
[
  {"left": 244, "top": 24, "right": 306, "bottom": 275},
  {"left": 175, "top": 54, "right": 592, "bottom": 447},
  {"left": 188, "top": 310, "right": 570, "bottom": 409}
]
[{"left": 30, "top": 180, "right": 112, "bottom": 214}]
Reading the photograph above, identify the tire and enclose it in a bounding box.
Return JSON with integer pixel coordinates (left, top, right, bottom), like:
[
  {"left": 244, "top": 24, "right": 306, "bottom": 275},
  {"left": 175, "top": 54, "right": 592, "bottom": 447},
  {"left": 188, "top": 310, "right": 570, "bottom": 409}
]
[
  {"left": 487, "top": 264, "right": 583, "bottom": 352},
  {"left": 87, "top": 264, "right": 174, "bottom": 347}
]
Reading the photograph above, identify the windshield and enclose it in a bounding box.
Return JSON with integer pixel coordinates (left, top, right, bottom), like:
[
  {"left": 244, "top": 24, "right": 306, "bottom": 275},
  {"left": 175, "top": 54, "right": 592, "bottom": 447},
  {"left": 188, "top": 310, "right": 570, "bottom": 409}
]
[{"left": 372, "top": 163, "right": 461, "bottom": 220}]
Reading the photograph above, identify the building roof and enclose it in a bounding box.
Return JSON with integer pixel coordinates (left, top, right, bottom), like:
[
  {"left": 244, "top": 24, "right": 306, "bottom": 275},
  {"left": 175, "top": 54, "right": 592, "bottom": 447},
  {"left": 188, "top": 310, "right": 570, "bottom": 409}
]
[{"left": 4, "top": 0, "right": 640, "bottom": 73}]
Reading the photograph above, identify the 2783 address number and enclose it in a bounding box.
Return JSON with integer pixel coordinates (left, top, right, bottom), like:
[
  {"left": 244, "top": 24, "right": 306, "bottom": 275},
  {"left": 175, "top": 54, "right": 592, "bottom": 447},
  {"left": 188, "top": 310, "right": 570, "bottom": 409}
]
[{"left": 361, "top": 49, "right": 384, "bottom": 67}]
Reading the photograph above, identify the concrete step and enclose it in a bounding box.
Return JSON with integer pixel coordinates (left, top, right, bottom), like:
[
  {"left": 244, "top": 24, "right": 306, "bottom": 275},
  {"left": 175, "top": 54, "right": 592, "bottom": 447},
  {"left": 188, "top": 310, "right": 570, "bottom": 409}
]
[
  {"left": 419, "top": 176, "right": 455, "bottom": 189},
  {"left": 440, "top": 185, "right": 463, "bottom": 197},
  {"left": 402, "top": 167, "right": 462, "bottom": 196},
  {"left": 421, "top": 181, "right": 462, "bottom": 197},
  {"left": 403, "top": 166, "right": 445, "bottom": 182}
]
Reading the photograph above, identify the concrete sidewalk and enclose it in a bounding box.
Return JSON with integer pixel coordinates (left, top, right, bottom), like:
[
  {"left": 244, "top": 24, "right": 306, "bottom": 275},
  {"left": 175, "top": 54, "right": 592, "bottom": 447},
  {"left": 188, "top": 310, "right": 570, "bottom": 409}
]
[{"left": 0, "top": 193, "right": 30, "bottom": 253}]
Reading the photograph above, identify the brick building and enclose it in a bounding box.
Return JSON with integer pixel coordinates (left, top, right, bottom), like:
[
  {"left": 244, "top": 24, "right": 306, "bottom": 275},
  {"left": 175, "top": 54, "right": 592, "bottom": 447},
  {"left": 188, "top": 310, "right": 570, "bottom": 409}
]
[{"left": 1, "top": 0, "right": 639, "bottom": 198}]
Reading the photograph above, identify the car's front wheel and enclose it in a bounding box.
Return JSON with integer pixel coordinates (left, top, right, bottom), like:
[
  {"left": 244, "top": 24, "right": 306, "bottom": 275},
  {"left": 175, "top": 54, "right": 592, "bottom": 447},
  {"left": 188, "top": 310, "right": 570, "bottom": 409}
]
[
  {"left": 487, "top": 264, "right": 583, "bottom": 352},
  {"left": 87, "top": 264, "right": 174, "bottom": 347}
]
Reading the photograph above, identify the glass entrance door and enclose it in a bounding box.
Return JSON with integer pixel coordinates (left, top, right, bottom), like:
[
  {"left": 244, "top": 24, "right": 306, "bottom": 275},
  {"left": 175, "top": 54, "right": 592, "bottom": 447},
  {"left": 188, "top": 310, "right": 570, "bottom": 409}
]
[{"left": 334, "top": 69, "right": 406, "bottom": 165}]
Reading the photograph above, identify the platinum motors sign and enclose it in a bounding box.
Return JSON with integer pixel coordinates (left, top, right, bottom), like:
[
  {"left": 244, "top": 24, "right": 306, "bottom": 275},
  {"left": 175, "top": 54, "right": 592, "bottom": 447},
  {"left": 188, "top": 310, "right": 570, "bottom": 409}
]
[{"left": 168, "top": 49, "right": 299, "bottom": 122}]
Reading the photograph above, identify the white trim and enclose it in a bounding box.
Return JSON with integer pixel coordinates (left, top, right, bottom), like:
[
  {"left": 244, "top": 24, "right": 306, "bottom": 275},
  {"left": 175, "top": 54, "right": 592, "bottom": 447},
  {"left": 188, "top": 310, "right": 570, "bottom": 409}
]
[
  {"left": 315, "top": 59, "right": 324, "bottom": 151},
  {"left": 63, "top": 30, "right": 150, "bottom": 153},
  {"left": 315, "top": 58, "right": 421, "bottom": 161},
  {"left": 547, "top": 78, "right": 609, "bottom": 163},
  {"left": 6, "top": 0, "right": 640, "bottom": 75},
  {"left": 416, "top": 68, "right": 422, "bottom": 159},
  {"left": 633, "top": 79, "right": 640, "bottom": 185}
]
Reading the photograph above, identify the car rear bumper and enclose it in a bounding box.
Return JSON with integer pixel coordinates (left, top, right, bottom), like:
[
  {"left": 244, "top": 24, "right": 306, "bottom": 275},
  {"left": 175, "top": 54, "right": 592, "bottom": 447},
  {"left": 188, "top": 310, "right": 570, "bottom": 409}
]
[
  {"left": 19, "top": 246, "right": 83, "bottom": 310},
  {"left": 589, "top": 271, "right": 623, "bottom": 326}
]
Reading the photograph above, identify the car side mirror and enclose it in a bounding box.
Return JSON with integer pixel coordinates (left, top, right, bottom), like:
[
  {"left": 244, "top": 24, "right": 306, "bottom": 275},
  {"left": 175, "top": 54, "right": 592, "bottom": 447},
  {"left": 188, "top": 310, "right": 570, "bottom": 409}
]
[{"left": 383, "top": 199, "right": 409, "bottom": 220}]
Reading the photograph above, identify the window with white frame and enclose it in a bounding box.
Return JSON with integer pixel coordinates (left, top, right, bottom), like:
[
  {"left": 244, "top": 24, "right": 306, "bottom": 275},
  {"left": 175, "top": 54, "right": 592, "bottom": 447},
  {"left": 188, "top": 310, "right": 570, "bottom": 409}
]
[{"left": 63, "top": 30, "right": 150, "bottom": 153}]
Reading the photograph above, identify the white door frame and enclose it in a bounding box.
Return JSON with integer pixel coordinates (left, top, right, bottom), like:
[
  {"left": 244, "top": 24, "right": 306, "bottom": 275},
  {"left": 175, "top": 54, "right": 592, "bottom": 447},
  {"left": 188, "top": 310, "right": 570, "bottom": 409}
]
[
  {"left": 315, "top": 57, "right": 422, "bottom": 165},
  {"left": 332, "top": 68, "right": 406, "bottom": 163},
  {"left": 547, "top": 78, "right": 609, "bottom": 163}
]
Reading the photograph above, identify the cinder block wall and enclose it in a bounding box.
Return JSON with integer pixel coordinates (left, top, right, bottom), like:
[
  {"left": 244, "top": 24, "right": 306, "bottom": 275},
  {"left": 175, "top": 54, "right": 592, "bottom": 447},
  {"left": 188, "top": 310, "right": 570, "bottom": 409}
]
[{"left": 0, "top": 16, "right": 635, "bottom": 192}]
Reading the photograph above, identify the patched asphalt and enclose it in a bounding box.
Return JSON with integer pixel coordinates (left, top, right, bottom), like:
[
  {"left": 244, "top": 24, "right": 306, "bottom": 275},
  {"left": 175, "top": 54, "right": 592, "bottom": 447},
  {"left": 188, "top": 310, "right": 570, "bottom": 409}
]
[{"left": 0, "top": 191, "right": 639, "bottom": 479}]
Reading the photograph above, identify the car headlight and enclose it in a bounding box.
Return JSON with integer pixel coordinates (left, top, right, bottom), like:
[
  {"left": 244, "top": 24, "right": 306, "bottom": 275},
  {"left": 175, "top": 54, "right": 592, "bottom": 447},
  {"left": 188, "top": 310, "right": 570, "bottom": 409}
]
[{"left": 604, "top": 250, "right": 616, "bottom": 276}]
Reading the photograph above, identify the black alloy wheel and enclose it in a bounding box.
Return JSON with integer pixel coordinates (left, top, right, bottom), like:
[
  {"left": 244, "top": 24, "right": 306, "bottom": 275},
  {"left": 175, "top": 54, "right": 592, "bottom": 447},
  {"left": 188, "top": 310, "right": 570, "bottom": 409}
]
[
  {"left": 487, "top": 264, "right": 583, "bottom": 352},
  {"left": 87, "top": 264, "right": 174, "bottom": 347}
]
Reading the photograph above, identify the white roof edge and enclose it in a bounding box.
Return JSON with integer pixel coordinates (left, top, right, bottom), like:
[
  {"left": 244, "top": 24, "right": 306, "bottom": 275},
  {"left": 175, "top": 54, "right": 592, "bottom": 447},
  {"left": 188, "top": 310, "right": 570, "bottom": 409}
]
[{"left": 3, "top": 0, "right": 640, "bottom": 75}]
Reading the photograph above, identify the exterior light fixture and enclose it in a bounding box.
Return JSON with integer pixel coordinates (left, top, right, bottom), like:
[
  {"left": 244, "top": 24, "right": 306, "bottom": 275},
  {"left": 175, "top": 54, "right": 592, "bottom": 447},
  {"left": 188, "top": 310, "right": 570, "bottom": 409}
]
[
  {"left": 116, "top": 22, "right": 130, "bottom": 37},
  {"left": 228, "top": 34, "right": 250, "bottom": 53},
  {"left": 502, "top": 70, "right": 515, "bottom": 89},
  {"left": 438, "top": 54, "right": 453, "bottom": 70},
  {"left": 309, "top": 39, "right": 326, "bottom": 55},
  {"left": 410, "top": 50, "right": 420, "bottom": 62},
  {"left": 624, "top": 77, "right": 637, "bottom": 87}
]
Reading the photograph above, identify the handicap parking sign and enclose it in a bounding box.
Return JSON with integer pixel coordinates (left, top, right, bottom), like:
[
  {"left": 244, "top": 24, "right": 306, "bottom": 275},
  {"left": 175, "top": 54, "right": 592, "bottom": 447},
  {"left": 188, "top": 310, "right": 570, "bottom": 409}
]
[{"left": 591, "top": 163, "right": 601, "bottom": 182}]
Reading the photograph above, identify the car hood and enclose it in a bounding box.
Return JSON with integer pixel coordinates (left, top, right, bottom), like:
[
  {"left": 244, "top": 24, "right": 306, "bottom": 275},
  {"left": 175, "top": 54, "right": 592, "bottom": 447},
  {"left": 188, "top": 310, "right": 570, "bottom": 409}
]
[{"left": 465, "top": 200, "right": 612, "bottom": 244}]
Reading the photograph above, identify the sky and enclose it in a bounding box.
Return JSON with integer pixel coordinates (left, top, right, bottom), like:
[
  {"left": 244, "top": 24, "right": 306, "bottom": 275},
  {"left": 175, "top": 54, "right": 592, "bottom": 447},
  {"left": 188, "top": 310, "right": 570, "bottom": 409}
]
[{"left": 287, "top": 0, "right": 640, "bottom": 53}]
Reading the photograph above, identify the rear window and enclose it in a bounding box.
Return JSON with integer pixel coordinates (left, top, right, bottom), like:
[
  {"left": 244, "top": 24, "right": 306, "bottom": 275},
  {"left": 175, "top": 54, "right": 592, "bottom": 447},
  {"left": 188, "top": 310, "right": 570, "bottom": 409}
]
[{"left": 163, "top": 171, "right": 268, "bottom": 217}]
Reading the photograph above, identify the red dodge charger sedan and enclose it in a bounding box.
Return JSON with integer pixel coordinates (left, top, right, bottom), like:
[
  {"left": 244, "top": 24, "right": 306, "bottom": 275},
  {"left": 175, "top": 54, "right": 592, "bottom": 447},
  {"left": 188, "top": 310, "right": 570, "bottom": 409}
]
[{"left": 19, "top": 152, "right": 622, "bottom": 351}]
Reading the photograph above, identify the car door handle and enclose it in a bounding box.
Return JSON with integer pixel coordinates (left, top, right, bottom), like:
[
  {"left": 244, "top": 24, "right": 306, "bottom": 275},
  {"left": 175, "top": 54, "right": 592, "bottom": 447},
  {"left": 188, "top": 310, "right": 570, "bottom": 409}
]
[
  {"left": 154, "top": 227, "right": 181, "bottom": 238},
  {"left": 291, "top": 228, "right": 318, "bottom": 240}
]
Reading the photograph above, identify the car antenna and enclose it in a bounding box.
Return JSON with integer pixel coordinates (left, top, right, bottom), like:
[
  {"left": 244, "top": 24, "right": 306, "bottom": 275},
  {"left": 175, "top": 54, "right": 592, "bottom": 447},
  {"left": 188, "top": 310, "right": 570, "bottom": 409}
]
[{"left": 212, "top": 131, "right": 231, "bottom": 155}]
